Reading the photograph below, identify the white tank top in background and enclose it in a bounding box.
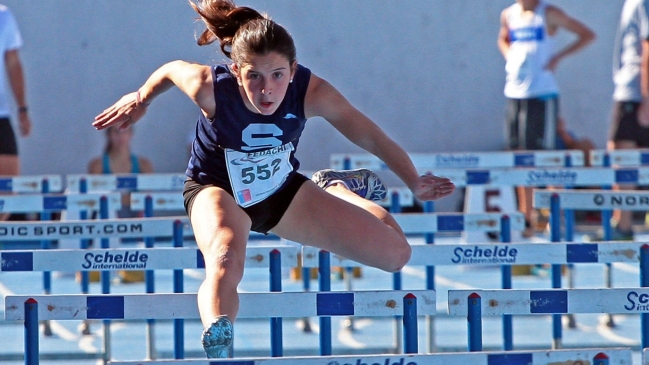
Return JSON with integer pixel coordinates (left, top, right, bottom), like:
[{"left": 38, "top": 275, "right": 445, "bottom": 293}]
[
  {"left": 612, "top": 0, "right": 649, "bottom": 102},
  {"left": 503, "top": 1, "right": 559, "bottom": 99}
]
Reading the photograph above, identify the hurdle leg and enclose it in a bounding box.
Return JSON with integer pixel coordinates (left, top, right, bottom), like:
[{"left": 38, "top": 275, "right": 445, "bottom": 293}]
[
  {"left": 144, "top": 197, "right": 158, "bottom": 360},
  {"left": 300, "top": 267, "right": 313, "bottom": 333},
  {"left": 549, "top": 194, "right": 563, "bottom": 349},
  {"left": 564, "top": 208, "right": 577, "bottom": 329},
  {"left": 393, "top": 271, "right": 403, "bottom": 354},
  {"left": 403, "top": 293, "right": 418, "bottom": 354},
  {"left": 319, "top": 251, "right": 332, "bottom": 356},
  {"left": 467, "top": 293, "right": 482, "bottom": 352},
  {"left": 423, "top": 201, "right": 436, "bottom": 353},
  {"left": 78, "top": 237, "right": 92, "bottom": 336},
  {"left": 300, "top": 259, "right": 313, "bottom": 333},
  {"left": 601, "top": 205, "right": 616, "bottom": 328},
  {"left": 270, "top": 250, "right": 283, "bottom": 357},
  {"left": 40, "top": 182, "right": 53, "bottom": 338},
  {"left": 25, "top": 298, "right": 39, "bottom": 365},
  {"left": 342, "top": 267, "right": 356, "bottom": 332}
]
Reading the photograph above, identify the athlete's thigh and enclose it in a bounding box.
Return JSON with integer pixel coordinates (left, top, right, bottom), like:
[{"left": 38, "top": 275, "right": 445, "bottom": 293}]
[
  {"left": 0, "top": 155, "right": 19, "bottom": 175},
  {"left": 189, "top": 186, "right": 252, "bottom": 263},
  {"left": 271, "top": 181, "right": 406, "bottom": 268}
]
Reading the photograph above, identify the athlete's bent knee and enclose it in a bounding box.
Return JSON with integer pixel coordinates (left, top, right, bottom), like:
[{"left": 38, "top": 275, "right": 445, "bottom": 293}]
[{"left": 384, "top": 243, "right": 411, "bottom": 273}]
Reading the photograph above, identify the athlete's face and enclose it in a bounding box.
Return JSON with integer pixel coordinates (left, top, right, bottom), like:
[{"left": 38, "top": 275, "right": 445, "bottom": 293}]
[{"left": 234, "top": 52, "right": 296, "bottom": 116}]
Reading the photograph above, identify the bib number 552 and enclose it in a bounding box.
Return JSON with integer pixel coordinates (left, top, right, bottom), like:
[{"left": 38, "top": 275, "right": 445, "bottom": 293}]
[{"left": 241, "top": 159, "right": 282, "bottom": 184}]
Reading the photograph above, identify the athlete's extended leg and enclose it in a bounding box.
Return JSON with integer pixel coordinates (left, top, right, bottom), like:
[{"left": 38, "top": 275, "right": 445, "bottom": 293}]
[
  {"left": 190, "top": 186, "right": 251, "bottom": 358},
  {"left": 272, "top": 180, "right": 410, "bottom": 272}
]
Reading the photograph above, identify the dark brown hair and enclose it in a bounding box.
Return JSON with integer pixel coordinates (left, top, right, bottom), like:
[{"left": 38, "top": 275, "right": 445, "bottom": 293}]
[{"left": 189, "top": 0, "right": 296, "bottom": 66}]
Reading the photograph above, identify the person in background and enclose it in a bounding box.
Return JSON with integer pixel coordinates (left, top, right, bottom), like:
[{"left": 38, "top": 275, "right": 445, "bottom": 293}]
[
  {"left": 498, "top": 0, "right": 595, "bottom": 237},
  {"left": 605, "top": 0, "right": 649, "bottom": 240},
  {"left": 88, "top": 126, "right": 153, "bottom": 217},
  {"left": 0, "top": 5, "right": 31, "bottom": 220},
  {"left": 93, "top": 0, "right": 455, "bottom": 358},
  {"left": 87, "top": 126, "right": 153, "bottom": 283}
]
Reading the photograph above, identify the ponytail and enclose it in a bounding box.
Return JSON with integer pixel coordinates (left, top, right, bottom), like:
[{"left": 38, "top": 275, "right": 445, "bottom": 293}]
[{"left": 189, "top": 0, "right": 296, "bottom": 65}]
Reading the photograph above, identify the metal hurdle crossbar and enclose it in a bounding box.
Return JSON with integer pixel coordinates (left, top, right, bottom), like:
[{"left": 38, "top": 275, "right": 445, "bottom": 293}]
[
  {"left": 0, "top": 175, "right": 64, "bottom": 193},
  {"left": 534, "top": 189, "right": 649, "bottom": 211},
  {"left": 6, "top": 291, "right": 435, "bottom": 320},
  {"left": 128, "top": 192, "right": 271, "bottom": 240},
  {"left": 590, "top": 148, "right": 649, "bottom": 166},
  {"left": 331, "top": 150, "right": 585, "bottom": 170},
  {"left": 130, "top": 187, "right": 415, "bottom": 210},
  {"left": 0, "top": 192, "right": 122, "bottom": 213},
  {"left": 429, "top": 166, "right": 644, "bottom": 187},
  {"left": 6, "top": 290, "right": 434, "bottom": 365},
  {"left": 106, "top": 348, "right": 632, "bottom": 365},
  {"left": 66, "top": 173, "right": 187, "bottom": 193}
]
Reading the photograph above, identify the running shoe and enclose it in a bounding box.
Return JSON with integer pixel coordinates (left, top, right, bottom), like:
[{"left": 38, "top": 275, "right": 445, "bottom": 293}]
[
  {"left": 202, "top": 316, "right": 233, "bottom": 358},
  {"left": 311, "top": 168, "right": 387, "bottom": 201}
]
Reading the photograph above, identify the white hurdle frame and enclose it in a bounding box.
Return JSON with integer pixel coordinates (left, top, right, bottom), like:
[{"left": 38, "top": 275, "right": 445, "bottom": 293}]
[
  {"left": 0, "top": 216, "right": 301, "bottom": 363},
  {"left": 301, "top": 211, "right": 525, "bottom": 354},
  {"left": 331, "top": 150, "right": 585, "bottom": 170},
  {"left": 0, "top": 174, "right": 64, "bottom": 193},
  {"left": 107, "top": 348, "right": 632, "bottom": 365},
  {"left": 66, "top": 173, "right": 187, "bottom": 193},
  {"left": 7, "top": 290, "right": 434, "bottom": 363},
  {"left": 448, "top": 287, "right": 649, "bottom": 352}
]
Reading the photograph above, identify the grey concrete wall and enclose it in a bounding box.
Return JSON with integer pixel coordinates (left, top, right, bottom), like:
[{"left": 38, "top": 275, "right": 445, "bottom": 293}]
[{"left": 3, "top": 1, "right": 624, "bottom": 210}]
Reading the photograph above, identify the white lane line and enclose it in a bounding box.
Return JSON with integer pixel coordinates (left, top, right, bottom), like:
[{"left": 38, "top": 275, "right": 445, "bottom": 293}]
[
  {"left": 613, "top": 262, "right": 639, "bottom": 275},
  {"left": 183, "top": 269, "right": 204, "bottom": 280},
  {"left": 596, "top": 315, "right": 639, "bottom": 346},
  {"left": 336, "top": 318, "right": 373, "bottom": 349},
  {"left": 0, "top": 279, "right": 13, "bottom": 297}
]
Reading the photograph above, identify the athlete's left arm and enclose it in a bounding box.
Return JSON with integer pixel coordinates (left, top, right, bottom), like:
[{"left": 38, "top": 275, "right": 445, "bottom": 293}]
[
  {"left": 545, "top": 6, "right": 596, "bottom": 71},
  {"left": 304, "top": 73, "right": 455, "bottom": 201}
]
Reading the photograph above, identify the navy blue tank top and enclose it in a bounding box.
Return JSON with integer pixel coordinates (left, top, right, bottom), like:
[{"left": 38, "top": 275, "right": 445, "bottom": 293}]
[{"left": 186, "top": 63, "right": 311, "bottom": 189}]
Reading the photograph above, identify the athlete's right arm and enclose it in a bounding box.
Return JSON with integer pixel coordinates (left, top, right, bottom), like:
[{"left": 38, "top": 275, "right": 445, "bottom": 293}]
[
  {"left": 497, "top": 9, "right": 510, "bottom": 60},
  {"left": 93, "top": 61, "right": 214, "bottom": 131}
]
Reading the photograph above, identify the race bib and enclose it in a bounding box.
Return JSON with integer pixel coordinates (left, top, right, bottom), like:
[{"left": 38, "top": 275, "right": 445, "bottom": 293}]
[{"left": 225, "top": 143, "right": 295, "bottom": 208}]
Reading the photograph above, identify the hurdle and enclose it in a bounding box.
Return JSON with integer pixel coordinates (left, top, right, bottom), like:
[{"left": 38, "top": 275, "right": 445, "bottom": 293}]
[
  {"left": 443, "top": 241, "right": 649, "bottom": 351},
  {"left": 0, "top": 192, "right": 122, "bottom": 333},
  {"left": 0, "top": 174, "right": 64, "bottom": 193},
  {"left": 448, "top": 287, "right": 649, "bottom": 352},
  {"left": 66, "top": 173, "right": 187, "bottom": 193},
  {"left": 590, "top": 148, "right": 649, "bottom": 167},
  {"left": 302, "top": 212, "right": 525, "bottom": 353},
  {"left": 332, "top": 150, "right": 584, "bottom": 241},
  {"left": 6, "top": 289, "right": 434, "bottom": 365},
  {"left": 304, "top": 221, "right": 649, "bottom": 352},
  {"left": 0, "top": 216, "right": 301, "bottom": 362},
  {"left": 106, "top": 348, "right": 632, "bottom": 365},
  {"left": 331, "top": 150, "right": 585, "bottom": 170}
]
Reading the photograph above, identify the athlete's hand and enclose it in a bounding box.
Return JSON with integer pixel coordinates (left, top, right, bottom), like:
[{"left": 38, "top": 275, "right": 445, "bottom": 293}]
[
  {"left": 93, "top": 92, "right": 148, "bottom": 131},
  {"left": 18, "top": 110, "right": 31, "bottom": 137},
  {"left": 411, "top": 173, "right": 455, "bottom": 201}
]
